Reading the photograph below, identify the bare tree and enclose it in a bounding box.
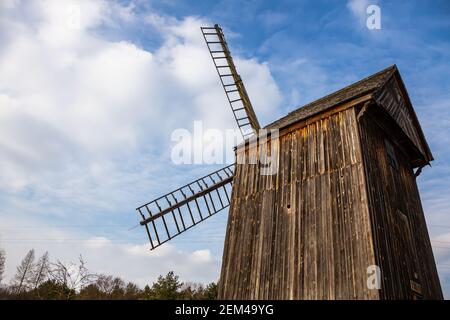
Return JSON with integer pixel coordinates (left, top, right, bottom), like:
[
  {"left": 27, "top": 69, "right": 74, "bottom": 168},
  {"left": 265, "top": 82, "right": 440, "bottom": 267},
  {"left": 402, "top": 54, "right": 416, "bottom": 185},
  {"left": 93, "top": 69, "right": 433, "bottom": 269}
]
[
  {"left": 180, "top": 282, "right": 205, "bottom": 299},
  {"left": 49, "top": 255, "right": 96, "bottom": 299},
  {"left": 11, "top": 249, "right": 35, "bottom": 294},
  {"left": 0, "top": 248, "right": 5, "bottom": 285},
  {"left": 32, "top": 252, "right": 49, "bottom": 290},
  {"left": 95, "top": 274, "right": 125, "bottom": 297},
  {"left": 124, "top": 282, "right": 141, "bottom": 299}
]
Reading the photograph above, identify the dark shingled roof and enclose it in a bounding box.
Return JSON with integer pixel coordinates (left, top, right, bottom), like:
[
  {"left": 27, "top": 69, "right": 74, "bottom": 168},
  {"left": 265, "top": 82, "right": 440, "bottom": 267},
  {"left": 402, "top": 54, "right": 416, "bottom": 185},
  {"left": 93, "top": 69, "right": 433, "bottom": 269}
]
[{"left": 265, "top": 65, "right": 397, "bottom": 130}]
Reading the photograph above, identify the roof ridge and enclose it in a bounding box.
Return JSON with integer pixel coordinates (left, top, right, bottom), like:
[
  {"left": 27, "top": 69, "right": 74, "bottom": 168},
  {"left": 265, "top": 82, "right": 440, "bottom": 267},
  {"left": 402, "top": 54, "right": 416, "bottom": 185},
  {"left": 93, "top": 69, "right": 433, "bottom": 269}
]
[
  {"left": 265, "top": 64, "right": 397, "bottom": 129},
  {"left": 284, "top": 65, "right": 396, "bottom": 117}
]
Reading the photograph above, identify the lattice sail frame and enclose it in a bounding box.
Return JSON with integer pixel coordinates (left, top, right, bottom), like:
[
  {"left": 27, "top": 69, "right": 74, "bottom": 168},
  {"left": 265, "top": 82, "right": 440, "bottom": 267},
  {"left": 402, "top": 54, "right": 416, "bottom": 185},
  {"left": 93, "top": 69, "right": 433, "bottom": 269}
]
[
  {"left": 137, "top": 164, "right": 234, "bottom": 250},
  {"left": 201, "top": 24, "right": 260, "bottom": 139},
  {"left": 136, "top": 24, "right": 262, "bottom": 250}
]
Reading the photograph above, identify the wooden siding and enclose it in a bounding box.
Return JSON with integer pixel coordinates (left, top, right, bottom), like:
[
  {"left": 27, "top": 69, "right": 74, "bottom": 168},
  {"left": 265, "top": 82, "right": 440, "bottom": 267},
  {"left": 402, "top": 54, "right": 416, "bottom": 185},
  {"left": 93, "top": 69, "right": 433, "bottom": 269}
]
[
  {"left": 266, "top": 65, "right": 396, "bottom": 131},
  {"left": 218, "top": 108, "right": 378, "bottom": 299},
  {"left": 358, "top": 112, "right": 443, "bottom": 299},
  {"left": 374, "top": 75, "right": 428, "bottom": 161}
]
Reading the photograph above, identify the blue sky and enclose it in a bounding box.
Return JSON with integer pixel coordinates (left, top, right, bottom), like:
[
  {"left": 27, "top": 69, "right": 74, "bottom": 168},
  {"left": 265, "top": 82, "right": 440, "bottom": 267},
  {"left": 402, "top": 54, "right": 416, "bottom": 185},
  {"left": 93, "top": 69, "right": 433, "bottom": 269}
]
[{"left": 0, "top": 0, "right": 449, "bottom": 298}]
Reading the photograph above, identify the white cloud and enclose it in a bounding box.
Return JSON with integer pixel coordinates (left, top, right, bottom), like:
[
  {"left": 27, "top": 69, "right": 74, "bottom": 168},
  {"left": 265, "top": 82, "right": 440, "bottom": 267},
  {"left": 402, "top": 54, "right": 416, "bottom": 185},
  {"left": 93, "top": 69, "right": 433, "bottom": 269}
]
[
  {"left": 191, "top": 249, "right": 213, "bottom": 263},
  {"left": 347, "top": 0, "right": 371, "bottom": 20},
  {"left": 0, "top": 0, "right": 19, "bottom": 10},
  {"left": 258, "top": 11, "right": 288, "bottom": 28},
  {"left": 0, "top": 207, "right": 222, "bottom": 287},
  {"left": 0, "top": 1, "right": 282, "bottom": 194},
  {"left": 84, "top": 236, "right": 112, "bottom": 248},
  {"left": 0, "top": 0, "right": 282, "bottom": 286},
  {"left": 84, "top": 239, "right": 219, "bottom": 285}
]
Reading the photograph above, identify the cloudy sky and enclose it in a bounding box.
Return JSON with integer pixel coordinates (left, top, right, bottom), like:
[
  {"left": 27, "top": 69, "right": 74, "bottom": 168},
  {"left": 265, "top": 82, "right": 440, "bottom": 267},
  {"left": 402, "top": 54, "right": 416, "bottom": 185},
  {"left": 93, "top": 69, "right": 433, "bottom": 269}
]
[{"left": 1, "top": 0, "right": 450, "bottom": 297}]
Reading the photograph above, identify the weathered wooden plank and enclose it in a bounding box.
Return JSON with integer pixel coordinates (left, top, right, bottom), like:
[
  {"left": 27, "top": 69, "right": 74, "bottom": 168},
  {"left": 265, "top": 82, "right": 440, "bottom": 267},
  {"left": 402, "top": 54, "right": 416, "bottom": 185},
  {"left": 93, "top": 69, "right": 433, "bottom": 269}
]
[
  {"left": 218, "top": 103, "right": 440, "bottom": 300},
  {"left": 357, "top": 110, "right": 442, "bottom": 299}
]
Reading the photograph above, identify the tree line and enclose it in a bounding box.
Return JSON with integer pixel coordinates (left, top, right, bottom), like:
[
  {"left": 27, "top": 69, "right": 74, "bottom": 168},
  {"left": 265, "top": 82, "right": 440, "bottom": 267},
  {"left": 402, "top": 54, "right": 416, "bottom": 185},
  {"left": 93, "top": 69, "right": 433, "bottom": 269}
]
[{"left": 0, "top": 248, "right": 217, "bottom": 300}]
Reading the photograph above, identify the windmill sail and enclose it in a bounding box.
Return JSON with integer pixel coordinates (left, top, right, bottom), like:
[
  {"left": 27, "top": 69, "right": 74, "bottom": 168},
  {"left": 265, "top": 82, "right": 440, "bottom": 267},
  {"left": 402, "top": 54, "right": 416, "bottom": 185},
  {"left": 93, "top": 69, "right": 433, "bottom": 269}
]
[
  {"left": 137, "top": 164, "right": 235, "bottom": 250},
  {"left": 201, "top": 24, "right": 260, "bottom": 139}
]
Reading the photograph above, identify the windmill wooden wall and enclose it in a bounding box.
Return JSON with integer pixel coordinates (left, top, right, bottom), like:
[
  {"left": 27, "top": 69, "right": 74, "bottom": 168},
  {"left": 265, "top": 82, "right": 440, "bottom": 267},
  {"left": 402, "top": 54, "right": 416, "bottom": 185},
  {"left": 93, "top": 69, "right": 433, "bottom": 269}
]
[
  {"left": 219, "top": 108, "right": 379, "bottom": 299},
  {"left": 218, "top": 66, "right": 442, "bottom": 300},
  {"left": 358, "top": 111, "right": 442, "bottom": 299}
]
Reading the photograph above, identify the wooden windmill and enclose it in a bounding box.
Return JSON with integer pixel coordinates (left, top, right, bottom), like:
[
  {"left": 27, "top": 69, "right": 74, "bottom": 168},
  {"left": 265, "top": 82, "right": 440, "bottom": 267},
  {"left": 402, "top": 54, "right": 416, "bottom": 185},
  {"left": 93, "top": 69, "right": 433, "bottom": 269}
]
[{"left": 136, "top": 25, "right": 442, "bottom": 300}]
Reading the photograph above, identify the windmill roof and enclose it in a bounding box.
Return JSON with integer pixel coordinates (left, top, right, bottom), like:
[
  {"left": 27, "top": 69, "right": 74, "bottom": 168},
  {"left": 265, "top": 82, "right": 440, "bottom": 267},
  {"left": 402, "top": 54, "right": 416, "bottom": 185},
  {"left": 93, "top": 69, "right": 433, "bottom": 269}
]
[
  {"left": 265, "top": 65, "right": 397, "bottom": 130},
  {"left": 260, "top": 64, "right": 433, "bottom": 166}
]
